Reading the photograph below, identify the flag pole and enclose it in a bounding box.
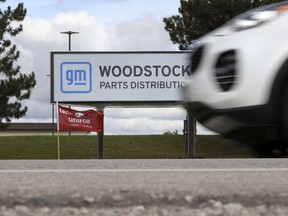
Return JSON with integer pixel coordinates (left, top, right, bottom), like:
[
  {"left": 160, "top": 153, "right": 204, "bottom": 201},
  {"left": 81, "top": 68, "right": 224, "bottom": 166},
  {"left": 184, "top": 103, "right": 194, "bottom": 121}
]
[
  {"left": 56, "top": 101, "right": 60, "bottom": 160},
  {"left": 57, "top": 131, "right": 60, "bottom": 160}
]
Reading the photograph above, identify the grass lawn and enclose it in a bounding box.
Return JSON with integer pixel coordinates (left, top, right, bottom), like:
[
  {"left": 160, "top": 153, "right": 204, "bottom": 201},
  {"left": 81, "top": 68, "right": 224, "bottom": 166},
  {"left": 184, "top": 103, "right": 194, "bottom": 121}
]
[{"left": 0, "top": 135, "right": 258, "bottom": 159}]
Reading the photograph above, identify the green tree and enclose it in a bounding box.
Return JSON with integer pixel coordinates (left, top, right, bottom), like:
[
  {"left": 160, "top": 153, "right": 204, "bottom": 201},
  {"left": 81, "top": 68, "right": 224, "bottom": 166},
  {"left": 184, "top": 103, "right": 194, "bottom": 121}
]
[
  {"left": 164, "top": 0, "right": 285, "bottom": 50},
  {"left": 0, "top": 1, "right": 36, "bottom": 128}
]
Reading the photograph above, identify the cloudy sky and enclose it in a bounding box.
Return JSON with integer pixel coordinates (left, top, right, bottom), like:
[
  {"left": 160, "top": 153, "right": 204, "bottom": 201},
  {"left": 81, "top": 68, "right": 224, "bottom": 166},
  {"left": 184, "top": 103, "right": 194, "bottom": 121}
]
[{"left": 4, "top": 0, "right": 213, "bottom": 135}]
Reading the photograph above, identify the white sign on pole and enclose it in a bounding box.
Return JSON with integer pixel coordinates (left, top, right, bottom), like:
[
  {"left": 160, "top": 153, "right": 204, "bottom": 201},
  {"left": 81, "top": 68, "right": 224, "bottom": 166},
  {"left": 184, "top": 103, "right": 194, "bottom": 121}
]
[{"left": 51, "top": 51, "right": 191, "bottom": 104}]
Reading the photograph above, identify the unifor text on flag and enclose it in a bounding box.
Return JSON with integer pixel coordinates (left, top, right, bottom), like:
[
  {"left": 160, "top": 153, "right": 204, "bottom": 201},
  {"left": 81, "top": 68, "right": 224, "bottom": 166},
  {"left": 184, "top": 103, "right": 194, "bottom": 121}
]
[{"left": 58, "top": 105, "right": 103, "bottom": 132}]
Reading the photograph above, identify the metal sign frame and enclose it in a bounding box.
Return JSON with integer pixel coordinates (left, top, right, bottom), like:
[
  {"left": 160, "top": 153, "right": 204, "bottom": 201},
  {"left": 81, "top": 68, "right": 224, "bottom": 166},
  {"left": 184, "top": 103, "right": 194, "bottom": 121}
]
[{"left": 50, "top": 51, "right": 191, "bottom": 107}]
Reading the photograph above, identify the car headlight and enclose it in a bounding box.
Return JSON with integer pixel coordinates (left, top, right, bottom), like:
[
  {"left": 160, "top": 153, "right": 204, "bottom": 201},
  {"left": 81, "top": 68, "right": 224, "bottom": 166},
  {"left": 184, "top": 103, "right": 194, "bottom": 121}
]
[{"left": 215, "top": 3, "right": 288, "bottom": 36}]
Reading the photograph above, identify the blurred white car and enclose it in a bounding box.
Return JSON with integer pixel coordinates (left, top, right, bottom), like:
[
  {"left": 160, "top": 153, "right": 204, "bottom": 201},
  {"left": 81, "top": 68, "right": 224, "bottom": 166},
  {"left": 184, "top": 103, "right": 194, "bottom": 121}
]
[{"left": 183, "top": 1, "right": 288, "bottom": 156}]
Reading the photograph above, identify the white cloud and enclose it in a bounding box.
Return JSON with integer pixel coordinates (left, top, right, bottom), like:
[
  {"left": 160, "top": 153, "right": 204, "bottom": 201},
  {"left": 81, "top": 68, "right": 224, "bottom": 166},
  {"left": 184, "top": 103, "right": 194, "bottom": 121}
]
[
  {"left": 104, "top": 107, "right": 186, "bottom": 134},
  {"left": 105, "top": 108, "right": 185, "bottom": 120},
  {"left": 112, "top": 14, "right": 174, "bottom": 51},
  {"left": 105, "top": 116, "right": 184, "bottom": 135}
]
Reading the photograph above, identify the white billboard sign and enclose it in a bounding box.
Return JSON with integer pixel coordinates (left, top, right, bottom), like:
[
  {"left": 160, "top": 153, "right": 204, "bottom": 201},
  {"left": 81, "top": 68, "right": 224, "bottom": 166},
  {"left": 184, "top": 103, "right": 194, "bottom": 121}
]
[{"left": 51, "top": 52, "right": 191, "bottom": 104}]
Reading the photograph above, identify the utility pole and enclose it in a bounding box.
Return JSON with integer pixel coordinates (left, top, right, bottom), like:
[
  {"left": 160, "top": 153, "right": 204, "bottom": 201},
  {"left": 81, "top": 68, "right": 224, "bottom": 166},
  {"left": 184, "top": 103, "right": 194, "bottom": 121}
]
[
  {"left": 60, "top": 31, "right": 79, "bottom": 136},
  {"left": 60, "top": 31, "right": 79, "bottom": 51}
]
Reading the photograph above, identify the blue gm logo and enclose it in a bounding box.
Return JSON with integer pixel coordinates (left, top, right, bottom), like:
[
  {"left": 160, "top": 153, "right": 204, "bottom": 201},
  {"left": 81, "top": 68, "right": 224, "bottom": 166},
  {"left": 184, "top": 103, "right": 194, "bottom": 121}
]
[{"left": 60, "top": 62, "right": 92, "bottom": 93}]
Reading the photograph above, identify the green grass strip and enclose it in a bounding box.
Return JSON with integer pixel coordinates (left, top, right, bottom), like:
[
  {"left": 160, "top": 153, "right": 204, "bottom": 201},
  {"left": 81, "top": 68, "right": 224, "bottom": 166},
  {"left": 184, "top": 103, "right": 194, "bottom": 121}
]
[{"left": 0, "top": 135, "right": 257, "bottom": 159}]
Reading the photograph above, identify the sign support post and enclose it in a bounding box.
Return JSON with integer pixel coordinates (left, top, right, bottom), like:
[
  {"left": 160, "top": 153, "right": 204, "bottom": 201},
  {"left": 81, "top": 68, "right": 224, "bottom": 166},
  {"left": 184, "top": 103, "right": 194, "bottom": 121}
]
[
  {"left": 97, "top": 107, "right": 104, "bottom": 159},
  {"left": 187, "top": 110, "right": 197, "bottom": 157}
]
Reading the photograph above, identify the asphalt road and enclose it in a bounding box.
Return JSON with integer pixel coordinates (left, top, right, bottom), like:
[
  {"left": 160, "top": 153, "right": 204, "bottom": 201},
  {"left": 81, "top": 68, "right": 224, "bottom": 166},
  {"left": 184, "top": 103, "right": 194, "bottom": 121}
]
[{"left": 1, "top": 159, "right": 288, "bottom": 215}]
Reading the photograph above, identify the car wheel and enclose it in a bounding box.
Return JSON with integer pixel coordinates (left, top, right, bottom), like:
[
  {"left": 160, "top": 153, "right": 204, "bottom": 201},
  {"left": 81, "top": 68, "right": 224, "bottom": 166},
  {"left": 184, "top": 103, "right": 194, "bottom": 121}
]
[
  {"left": 282, "top": 85, "right": 288, "bottom": 146},
  {"left": 254, "top": 140, "right": 288, "bottom": 158}
]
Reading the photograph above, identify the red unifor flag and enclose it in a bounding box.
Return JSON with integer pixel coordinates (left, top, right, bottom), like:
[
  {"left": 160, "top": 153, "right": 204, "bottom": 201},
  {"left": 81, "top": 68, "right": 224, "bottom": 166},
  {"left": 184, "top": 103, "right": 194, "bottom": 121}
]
[{"left": 57, "top": 105, "right": 103, "bottom": 132}]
